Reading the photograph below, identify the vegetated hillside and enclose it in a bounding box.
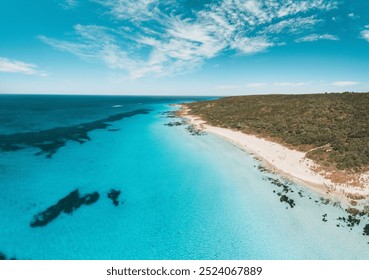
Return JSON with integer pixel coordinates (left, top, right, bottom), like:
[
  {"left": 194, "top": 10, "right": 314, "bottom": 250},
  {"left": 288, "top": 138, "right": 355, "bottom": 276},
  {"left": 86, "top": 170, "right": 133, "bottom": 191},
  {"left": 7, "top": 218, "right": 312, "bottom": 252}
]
[{"left": 186, "top": 92, "right": 369, "bottom": 171}]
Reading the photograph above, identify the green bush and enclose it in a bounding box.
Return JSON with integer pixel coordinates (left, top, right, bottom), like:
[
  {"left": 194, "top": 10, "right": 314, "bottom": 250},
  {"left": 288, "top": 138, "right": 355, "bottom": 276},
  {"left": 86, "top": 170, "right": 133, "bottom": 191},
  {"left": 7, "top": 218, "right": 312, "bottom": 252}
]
[{"left": 186, "top": 92, "right": 369, "bottom": 171}]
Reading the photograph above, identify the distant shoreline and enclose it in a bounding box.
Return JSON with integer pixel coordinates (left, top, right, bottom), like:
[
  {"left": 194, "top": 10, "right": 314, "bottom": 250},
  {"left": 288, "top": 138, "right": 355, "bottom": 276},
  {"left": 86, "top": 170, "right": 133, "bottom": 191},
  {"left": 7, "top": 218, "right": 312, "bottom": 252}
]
[{"left": 177, "top": 104, "right": 369, "bottom": 212}]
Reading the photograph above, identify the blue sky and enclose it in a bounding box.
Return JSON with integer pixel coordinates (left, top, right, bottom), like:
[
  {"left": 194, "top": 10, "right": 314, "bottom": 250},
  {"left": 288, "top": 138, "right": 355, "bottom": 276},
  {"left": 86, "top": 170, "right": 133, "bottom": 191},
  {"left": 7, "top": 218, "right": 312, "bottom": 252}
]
[{"left": 1, "top": 0, "right": 369, "bottom": 95}]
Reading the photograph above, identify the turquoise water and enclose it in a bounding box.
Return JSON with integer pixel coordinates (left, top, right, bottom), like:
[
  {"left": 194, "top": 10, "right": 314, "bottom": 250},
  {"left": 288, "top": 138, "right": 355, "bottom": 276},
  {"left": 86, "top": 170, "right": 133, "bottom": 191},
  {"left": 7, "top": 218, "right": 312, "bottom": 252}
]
[{"left": 0, "top": 94, "right": 368, "bottom": 260}]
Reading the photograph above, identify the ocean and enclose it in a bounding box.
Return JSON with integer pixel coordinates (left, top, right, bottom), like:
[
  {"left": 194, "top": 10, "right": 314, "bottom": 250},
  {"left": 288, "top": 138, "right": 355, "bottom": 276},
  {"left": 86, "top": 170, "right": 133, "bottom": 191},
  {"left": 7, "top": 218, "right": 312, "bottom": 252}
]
[{"left": 0, "top": 94, "right": 368, "bottom": 260}]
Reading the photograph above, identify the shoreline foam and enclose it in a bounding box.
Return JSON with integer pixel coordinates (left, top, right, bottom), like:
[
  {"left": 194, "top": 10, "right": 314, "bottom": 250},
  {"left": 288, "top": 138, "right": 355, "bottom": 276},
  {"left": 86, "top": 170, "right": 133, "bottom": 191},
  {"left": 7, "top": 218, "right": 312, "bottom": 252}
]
[{"left": 178, "top": 104, "right": 369, "bottom": 209}]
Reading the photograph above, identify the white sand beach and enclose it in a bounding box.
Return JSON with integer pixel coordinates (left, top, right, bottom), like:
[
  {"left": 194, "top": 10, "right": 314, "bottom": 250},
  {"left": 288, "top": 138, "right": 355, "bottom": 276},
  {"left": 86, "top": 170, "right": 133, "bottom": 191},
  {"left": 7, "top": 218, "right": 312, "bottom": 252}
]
[{"left": 179, "top": 105, "right": 369, "bottom": 208}]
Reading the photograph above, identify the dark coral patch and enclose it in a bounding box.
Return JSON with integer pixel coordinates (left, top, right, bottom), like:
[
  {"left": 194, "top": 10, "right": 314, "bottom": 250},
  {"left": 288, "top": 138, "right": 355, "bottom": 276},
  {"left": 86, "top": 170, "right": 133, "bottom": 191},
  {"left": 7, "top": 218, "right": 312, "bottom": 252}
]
[
  {"left": 30, "top": 190, "right": 100, "bottom": 227},
  {"left": 0, "top": 109, "right": 151, "bottom": 158},
  {"left": 107, "top": 189, "right": 121, "bottom": 206}
]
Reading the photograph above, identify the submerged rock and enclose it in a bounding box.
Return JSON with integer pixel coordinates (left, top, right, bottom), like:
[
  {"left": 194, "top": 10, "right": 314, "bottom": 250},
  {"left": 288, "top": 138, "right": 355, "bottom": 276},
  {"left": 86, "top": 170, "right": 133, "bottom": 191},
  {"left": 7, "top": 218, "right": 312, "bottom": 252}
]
[
  {"left": 30, "top": 189, "right": 100, "bottom": 227},
  {"left": 164, "top": 121, "right": 185, "bottom": 127},
  {"left": 280, "top": 195, "right": 295, "bottom": 208},
  {"left": 185, "top": 125, "right": 206, "bottom": 136},
  {"left": 347, "top": 215, "right": 360, "bottom": 227},
  {"left": 363, "top": 224, "right": 369, "bottom": 235},
  {"left": 107, "top": 189, "right": 121, "bottom": 206},
  {"left": 322, "top": 214, "right": 328, "bottom": 222},
  {"left": 266, "top": 177, "right": 292, "bottom": 193},
  {"left": 0, "top": 109, "right": 151, "bottom": 158},
  {"left": 162, "top": 111, "right": 177, "bottom": 118}
]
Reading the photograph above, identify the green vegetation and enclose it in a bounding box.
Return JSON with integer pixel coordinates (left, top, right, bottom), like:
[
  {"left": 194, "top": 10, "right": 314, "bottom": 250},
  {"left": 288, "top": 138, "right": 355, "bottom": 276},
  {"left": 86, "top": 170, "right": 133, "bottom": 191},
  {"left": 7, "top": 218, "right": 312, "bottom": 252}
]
[{"left": 186, "top": 92, "right": 369, "bottom": 171}]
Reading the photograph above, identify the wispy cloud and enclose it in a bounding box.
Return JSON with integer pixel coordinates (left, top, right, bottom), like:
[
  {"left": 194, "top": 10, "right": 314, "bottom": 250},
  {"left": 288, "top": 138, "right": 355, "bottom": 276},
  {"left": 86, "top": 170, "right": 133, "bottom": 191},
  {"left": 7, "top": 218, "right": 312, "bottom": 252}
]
[
  {"left": 92, "top": 0, "right": 160, "bottom": 21},
  {"left": 42, "top": 0, "right": 339, "bottom": 78},
  {"left": 59, "top": 0, "right": 78, "bottom": 10},
  {"left": 231, "top": 36, "right": 274, "bottom": 55},
  {"left": 263, "top": 16, "right": 321, "bottom": 35},
  {"left": 246, "top": 82, "right": 267, "bottom": 88},
  {"left": 216, "top": 84, "right": 240, "bottom": 90},
  {"left": 0, "top": 57, "right": 47, "bottom": 76},
  {"left": 331, "top": 81, "right": 359, "bottom": 86},
  {"left": 295, "top": 33, "right": 339, "bottom": 42},
  {"left": 274, "top": 82, "right": 307, "bottom": 86}
]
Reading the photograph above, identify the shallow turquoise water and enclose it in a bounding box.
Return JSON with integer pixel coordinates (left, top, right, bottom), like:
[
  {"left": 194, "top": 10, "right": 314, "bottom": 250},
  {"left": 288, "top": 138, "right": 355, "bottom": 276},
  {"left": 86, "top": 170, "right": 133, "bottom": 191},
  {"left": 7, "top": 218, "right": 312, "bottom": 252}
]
[{"left": 0, "top": 95, "right": 368, "bottom": 260}]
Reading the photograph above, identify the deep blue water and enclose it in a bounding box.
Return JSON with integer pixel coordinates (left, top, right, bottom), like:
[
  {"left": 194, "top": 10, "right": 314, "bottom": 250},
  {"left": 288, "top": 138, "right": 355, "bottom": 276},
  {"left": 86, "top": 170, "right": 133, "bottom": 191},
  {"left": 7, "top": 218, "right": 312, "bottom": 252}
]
[{"left": 0, "top": 94, "right": 369, "bottom": 260}]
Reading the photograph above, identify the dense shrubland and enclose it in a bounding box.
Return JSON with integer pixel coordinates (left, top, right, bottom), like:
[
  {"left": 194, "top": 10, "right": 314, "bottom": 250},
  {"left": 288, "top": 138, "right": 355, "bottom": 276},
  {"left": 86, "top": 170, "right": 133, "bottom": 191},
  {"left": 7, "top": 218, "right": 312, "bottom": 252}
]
[{"left": 186, "top": 92, "right": 369, "bottom": 171}]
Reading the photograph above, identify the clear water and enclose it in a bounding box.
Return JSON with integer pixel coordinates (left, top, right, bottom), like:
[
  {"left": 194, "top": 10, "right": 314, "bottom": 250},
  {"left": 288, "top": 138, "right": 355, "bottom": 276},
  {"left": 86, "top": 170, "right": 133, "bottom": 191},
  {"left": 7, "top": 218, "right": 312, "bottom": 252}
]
[{"left": 0, "top": 94, "right": 368, "bottom": 260}]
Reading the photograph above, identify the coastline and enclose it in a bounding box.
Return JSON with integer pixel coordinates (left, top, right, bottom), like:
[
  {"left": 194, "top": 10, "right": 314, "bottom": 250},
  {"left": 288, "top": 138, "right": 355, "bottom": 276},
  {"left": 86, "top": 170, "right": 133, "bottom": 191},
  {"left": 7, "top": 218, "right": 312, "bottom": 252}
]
[{"left": 178, "top": 104, "right": 369, "bottom": 210}]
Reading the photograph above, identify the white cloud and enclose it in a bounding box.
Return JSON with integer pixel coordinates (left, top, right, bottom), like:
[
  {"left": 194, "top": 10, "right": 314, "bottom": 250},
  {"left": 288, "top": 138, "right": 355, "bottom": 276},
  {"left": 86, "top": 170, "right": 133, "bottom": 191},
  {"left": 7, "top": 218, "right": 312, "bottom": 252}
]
[
  {"left": 274, "top": 82, "right": 307, "bottom": 86},
  {"left": 41, "top": 0, "right": 339, "bottom": 78},
  {"left": 263, "top": 16, "right": 320, "bottom": 35},
  {"left": 360, "top": 29, "right": 369, "bottom": 42},
  {"left": 217, "top": 84, "right": 240, "bottom": 90},
  {"left": 231, "top": 36, "right": 274, "bottom": 54},
  {"left": 295, "top": 33, "right": 339, "bottom": 42},
  {"left": 92, "top": 0, "right": 159, "bottom": 21},
  {"left": 0, "top": 57, "right": 46, "bottom": 76},
  {"left": 246, "top": 82, "right": 267, "bottom": 88},
  {"left": 331, "top": 81, "right": 359, "bottom": 86},
  {"left": 276, "top": 0, "right": 337, "bottom": 18}
]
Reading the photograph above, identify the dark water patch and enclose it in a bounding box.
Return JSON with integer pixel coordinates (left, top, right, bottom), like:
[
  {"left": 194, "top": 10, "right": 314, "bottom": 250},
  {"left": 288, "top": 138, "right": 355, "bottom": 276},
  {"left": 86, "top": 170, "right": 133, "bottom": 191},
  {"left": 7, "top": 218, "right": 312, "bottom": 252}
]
[
  {"left": 0, "top": 251, "right": 16, "bottom": 260},
  {"left": 280, "top": 195, "right": 295, "bottom": 208},
  {"left": 108, "top": 189, "right": 121, "bottom": 206},
  {"left": 0, "top": 109, "right": 151, "bottom": 158},
  {"left": 30, "top": 190, "right": 100, "bottom": 227}
]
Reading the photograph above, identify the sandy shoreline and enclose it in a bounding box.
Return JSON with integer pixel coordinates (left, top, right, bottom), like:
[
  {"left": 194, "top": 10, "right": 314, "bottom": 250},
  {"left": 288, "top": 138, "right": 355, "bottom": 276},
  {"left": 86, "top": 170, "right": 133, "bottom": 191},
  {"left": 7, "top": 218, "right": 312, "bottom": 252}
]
[{"left": 177, "top": 105, "right": 369, "bottom": 209}]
